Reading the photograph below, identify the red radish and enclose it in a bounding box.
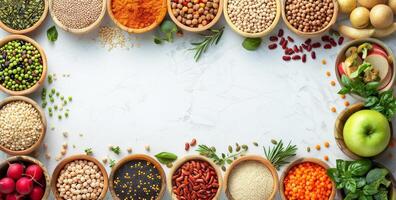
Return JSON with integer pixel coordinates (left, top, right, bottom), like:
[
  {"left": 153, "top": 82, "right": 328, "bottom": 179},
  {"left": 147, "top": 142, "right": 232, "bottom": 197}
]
[
  {"left": 0, "top": 178, "right": 15, "bottom": 194},
  {"left": 25, "top": 165, "right": 43, "bottom": 181},
  {"left": 338, "top": 62, "right": 346, "bottom": 75},
  {"left": 6, "top": 163, "right": 24, "bottom": 180},
  {"left": 15, "top": 177, "right": 33, "bottom": 195},
  {"left": 5, "top": 193, "right": 22, "bottom": 200},
  {"left": 29, "top": 186, "right": 44, "bottom": 200},
  {"left": 365, "top": 53, "right": 390, "bottom": 82}
]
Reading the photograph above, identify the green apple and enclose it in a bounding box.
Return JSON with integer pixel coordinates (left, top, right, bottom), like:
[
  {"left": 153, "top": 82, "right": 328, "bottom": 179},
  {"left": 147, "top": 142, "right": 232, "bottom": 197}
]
[{"left": 343, "top": 110, "right": 391, "bottom": 157}]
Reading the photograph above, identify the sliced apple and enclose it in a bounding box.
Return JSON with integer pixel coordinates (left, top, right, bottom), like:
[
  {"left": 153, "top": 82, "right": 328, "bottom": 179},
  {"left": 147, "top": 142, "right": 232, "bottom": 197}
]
[
  {"left": 372, "top": 43, "right": 388, "bottom": 58},
  {"left": 379, "top": 67, "right": 393, "bottom": 90},
  {"left": 338, "top": 62, "right": 346, "bottom": 75},
  {"left": 365, "top": 53, "right": 390, "bottom": 83}
]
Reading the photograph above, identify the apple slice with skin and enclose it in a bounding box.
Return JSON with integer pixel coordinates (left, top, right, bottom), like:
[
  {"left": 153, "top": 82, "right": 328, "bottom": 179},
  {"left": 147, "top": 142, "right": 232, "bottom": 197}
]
[
  {"left": 379, "top": 66, "right": 392, "bottom": 90},
  {"left": 338, "top": 62, "right": 346, "bottom": 75},
  {"left": 365, "top": 53, "right": 390, "bottom": 83},
  {"left": 372, "top": 43, "right": 388, "bottom": 58}
]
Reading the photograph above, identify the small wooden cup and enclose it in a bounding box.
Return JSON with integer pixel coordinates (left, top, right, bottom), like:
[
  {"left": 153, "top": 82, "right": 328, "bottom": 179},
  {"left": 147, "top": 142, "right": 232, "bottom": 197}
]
[
  {"left": 51, "top": 155, "right": 109, "bottom": 200},
  {"left": 280, "top": 158, "right": 337, "bottom": 200},
  {"left": 223, "top": 0, "right": 281, "bottom": 38},
  {"left": 49, "top": 0, "right": 107, "bottom": 34},
  {"left": 224, "top": 155, "right": 279, "bottom": 200},
  {"left": 0, "top": 156, "right": 51, "bottom": 199},
  {"left": 108, "top": 0, "right": 167, "bottom": 34},
  {"left": 0, "top": 35, "right": 47, "bottom": 96},
  {"left": 168, "top": 155, "right": 223, "bottom": 200},
  {"left": 167, "top": 0, "right": 223, "bottom": 32},
  {"left": 0, "top": 0, "right": 49, "bottom": 34},
  {"left": 335, "top": 38, "right": 396, "bottom": 101},
  {"left": 0, "top": 96, "right": 47, "bottom": 156},
  {"left": 281, "top": 0, "right": 338, "bottom": 38},
  {"left": 334, "top": 103, "right": 393, "bottom": 160},
  {"left": 108, "top": 154, "right": 166, "bottom": 200}
]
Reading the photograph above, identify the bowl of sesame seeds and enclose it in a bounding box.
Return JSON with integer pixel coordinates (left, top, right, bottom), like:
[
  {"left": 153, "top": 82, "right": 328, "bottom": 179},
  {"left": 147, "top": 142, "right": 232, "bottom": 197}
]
[
  {"left": 109, "top": 154, "right": 166, "bottom": 200},
  {"left": 0, "top": 96, "right": 46, "bottom": 156}
]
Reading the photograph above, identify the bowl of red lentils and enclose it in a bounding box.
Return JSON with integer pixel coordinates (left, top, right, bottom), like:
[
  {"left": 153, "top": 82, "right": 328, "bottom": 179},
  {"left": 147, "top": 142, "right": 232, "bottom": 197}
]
[
  {"left": 168, "top": 155, "right": 223, "bottom": 200},
  {"left": 280, "top": 157, "right": 336, "bottom": 200}
]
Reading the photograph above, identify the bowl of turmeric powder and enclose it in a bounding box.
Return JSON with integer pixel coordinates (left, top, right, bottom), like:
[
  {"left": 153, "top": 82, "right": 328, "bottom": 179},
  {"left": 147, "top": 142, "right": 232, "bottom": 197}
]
[{"left": 107, "top": 0, "right": 168, "bottom": 34}]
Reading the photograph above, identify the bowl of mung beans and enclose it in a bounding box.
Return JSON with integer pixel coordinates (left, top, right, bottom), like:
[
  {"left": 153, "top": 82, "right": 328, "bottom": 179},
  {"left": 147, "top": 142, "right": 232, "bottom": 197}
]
[
  {"left": 0, "top": 0, "right": 49, "bottom": 34},
  {"left": 0, "top": 35, "right": 47, "bottom": 96},
  {"left": 0, "top": 96, "right": 47, "bottom": 156},
  {"left": 281, "top": 0, "right": 339, "bottom": 37},
  {"left": 224, "top": 0, "right": 281, "bottom": 38},
  {"left": 168, "top": 0, "right": 224, "bottom": 32},
  {"left": 51, "top": 155, "right": 109, "bottom": 200}
]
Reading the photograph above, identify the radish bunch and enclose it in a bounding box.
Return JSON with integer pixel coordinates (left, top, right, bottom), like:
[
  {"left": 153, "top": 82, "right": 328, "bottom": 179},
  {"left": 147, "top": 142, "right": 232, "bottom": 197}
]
[{"left": 0, "top": 162, "right": 45, "bottom": 200}]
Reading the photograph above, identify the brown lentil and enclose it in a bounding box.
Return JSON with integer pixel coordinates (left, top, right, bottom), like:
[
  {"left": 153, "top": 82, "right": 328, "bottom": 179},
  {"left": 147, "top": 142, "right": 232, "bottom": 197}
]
[
  {"left": 170, "top": 0, "right": 219, "bottom": 28},
  {"left": 330, "top": 80, "right": 336, "bottom": 86},
  {"left": 331, "top": 107, "right": 336, "bottom": 113}
]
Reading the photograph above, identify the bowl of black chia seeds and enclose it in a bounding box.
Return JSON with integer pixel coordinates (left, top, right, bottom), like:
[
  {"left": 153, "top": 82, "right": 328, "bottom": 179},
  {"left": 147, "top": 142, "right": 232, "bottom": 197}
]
[
  {"left": 0, "top": 0, "right": 48, "bottom": 34},
  {"left": 109, "top": 154, "right": 166, "bottom": 200},
  {"left": 0, "top": 35, "right": 47, "bottom": 96}
]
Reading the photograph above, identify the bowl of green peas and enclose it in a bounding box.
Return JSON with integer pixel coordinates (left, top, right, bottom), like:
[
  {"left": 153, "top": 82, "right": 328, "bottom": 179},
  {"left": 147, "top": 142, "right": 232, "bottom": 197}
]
[{"left": 0, "top": 35, "right": 47, "bottom": 96}]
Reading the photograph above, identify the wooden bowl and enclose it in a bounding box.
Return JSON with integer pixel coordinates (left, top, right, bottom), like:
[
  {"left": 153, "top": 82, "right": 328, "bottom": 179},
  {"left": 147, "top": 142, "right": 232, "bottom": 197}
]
[
  {"left": 49, "top": 0, "right": 106, "bottom": 34},
  {"left": 108, "top": 0, "right": 167, "bottom": 34},
  {"left": 0, "top": 96, "right": 47, "bottom": 156},
  {"left": 0, "top": 0, "right": 49, "bottom": 34},
  {"left": 224, "top": 155, "right": 279, "bottom": 200},
  {"left": 223, "top": 0, "right": 281, "bottom": 38},
  {"left": 280, "top": 158, "right": 337, "bottom": 200},
  {"left": 51, "top": 155, "right": 109, "bottom": 200},
  {"left": 167, "top": 0, "right": 223, "bottom": 32},
  {"left": 335, "top": 38, "right": 396, "bottom": 101},
  {"left": 281, "top": 0, "right": 338, "bottom": 38},
  {"left": 167, "top": 155, "right": 223, "bottom": 200},
  {"left": 0, "top": 156, "right": 51, "bottom": 199},
  {"left": 0, "top": 35, "right": 47, "bottom": 96},
  {"left": 334, "top": 103, "right": 393, "bottom": 160},
  {"left": 109, "top": 154, "right": 166, "bottom": 200}
]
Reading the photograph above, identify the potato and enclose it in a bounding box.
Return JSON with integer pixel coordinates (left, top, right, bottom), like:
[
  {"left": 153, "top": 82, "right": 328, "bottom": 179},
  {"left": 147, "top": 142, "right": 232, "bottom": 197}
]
[
  {"left": 350, "top": 7, "right": 370, "bottom": 28},
  {"left": 389, "top": 0, "right": 396, "bottom": 14},
  {"left": 358, "top": 0, "right": 387, "bottom": 8},
  {"left": 338, "top": 0, "right": 357, "bottom": 13},
  {"left": 370, "top": 4, "right": 394, "bottom": 29}
]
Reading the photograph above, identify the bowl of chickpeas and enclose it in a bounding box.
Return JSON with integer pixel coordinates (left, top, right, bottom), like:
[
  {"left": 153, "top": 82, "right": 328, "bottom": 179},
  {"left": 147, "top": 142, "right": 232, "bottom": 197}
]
[{"left": 167, "top": 0, "right": 223, "bottom": 32}]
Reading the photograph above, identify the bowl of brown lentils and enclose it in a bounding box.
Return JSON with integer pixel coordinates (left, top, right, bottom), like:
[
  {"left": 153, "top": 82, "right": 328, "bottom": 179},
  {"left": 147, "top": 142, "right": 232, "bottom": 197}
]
[
  {"left": 0, "top": 96, "right": 47, "bottom": 156},
  {"left": 282, "top": 0, "right": 339, "bottom": 37},
  {"left": 224, "top": 0, "right": 282, "bottom": 38},
  {"left": 51, "top": 155, "right": 109, "bottom": 200},
  {"left": 168, "top": 0, "right": 224, "bottom": 32}
]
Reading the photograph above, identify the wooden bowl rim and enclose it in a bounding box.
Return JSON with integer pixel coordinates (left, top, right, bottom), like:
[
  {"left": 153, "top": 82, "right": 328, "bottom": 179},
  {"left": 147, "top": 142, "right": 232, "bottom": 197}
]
[
  {"left": 167, "top": 155, "right": 223, "bottom": 200},
  {"left": 0, "top": 0, "right": 49, "bottom": 34},
  {"left": 108, "top": 154, "right": 166, "bottom": 200},
  {"left": 49, "top": 0, "right": 106, "bottom": 34},
  {"left": 223, "top": 155, "right": 279, "bottom": 200},
  {"left": 223, "top": 0, "right": 282, "bottom": 38},
  {"left": 167, "top": 0, "right": 224, "bottom": 32},
  {"left": 50, "top": 154, "right": 109, "bottom": 200},
  {"left": 334, "top": 38, "right": 396, "bottom": 101},
  {"left": 0, "top": 96, "right": 47, "bottom": 156},
  {"left": 281, "top": 0, "right": 339, "bottom": 37},
  {"left": 0, "top": 156, "right": 51, "bottom": 199},
  {"left": 279, "top": 157, "right": 336, "bottom": 200},
  {"left": 334, "top": 102, "right": 393, "bottom": 160},
  {"left": 108, "top": 0, "right": 167, "bottom": 34},
  {"left": 0, "top": 35, "right": 47, "bottom": 96}
]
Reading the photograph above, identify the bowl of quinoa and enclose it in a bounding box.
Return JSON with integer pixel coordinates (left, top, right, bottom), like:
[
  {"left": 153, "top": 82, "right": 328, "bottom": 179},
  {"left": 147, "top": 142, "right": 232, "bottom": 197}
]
[{"left": 0, "top": 96, "right": 46, "bottom": 155}]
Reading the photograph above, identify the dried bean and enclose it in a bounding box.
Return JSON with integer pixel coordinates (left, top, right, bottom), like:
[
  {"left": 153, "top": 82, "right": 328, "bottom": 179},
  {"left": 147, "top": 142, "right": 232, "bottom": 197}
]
[
  {"left": 268, "top": 43, "right": 277, "bottom": 50},
  {"left": 269, "top": 36, "right": 278, "bottom": 42}
]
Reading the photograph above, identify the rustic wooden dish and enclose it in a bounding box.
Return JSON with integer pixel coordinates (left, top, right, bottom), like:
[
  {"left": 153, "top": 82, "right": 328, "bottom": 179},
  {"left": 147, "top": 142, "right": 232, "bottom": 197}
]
[
  {"left": 49, "top": 0, "right": 106, "bottom": 34},
  {"left": 108, "top": 0, "right": 167, "bottom": 34},
  {"left": 167, "top": 0, "right": 223, "bottom": 32},
  {"left": 335, "top": 38, "right": 396, "bottom": 101},
  {"left": 168, "top": 155, "right": 223, "bottom": 200},
  {"left": 281, "top": 0, "right": 338, "bottom": 38},
  {"left": 109, "top": 154, "right": 166, "bottom": 200},
  {"left": 0, "top": 35, "right": 47, "bottom": 96},
  {"left": 0, "top": 156, "right": 51, "bottom": 199},
  {"left": 0, "top": 0, "right": 49, "bottom": 34},
  {"left": 0, "top": 96, "right": 47, "bottom": 156},
  {"left": 334, "top": 103, "right": 393, "bottom": 160},
  {"left": 223, "top": 0, "right": 281, "bottom": 37},
  {"left": 280, "top": 157, "right": 337, "bottom": 200},
  {"left": 51, "top": 155, "right": 109, "bottom": 200},
  {"left": 224, "top": 155, "right": 279, "bottom": 200}
]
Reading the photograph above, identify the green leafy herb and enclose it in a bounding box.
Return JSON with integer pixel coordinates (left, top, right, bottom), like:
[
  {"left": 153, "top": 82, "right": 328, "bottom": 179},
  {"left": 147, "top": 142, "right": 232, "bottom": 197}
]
[
  {"left": 110, "top": 146, "right": 121, "bottom": 155},
  {"left": 154, "top": 20, "right": 178, "bottom": 44},
  {"left": 84, "top": 148, "right": 93, "bottom": 155},
  {"left": 196, "top": 144, "right": 247, "bottom": 170},
  {"left": 365, "top": 90, "right": 396, "bottom": 120},
  {"left": 263, "top": 140, "right": 297, "bottom": 170},
  {"left": 350, "top": 62, "right": 372, "bottom": 79},
  {"left": 109, "top": 159, "right": 116, "bottom": 168},
  {"left": 155, "top": 152, "right": 178, "bottom": 165},
  {"left": 338, "top": 75, "right": 379, "bottom": 98},
  {"left": 190, "top": 27, "right": 224, "bottom": 62},
  {"left": 242, "top": 38, "right": 262, "bottom": 51},
  {"left": 47, "top": 26, "right": 58, "bottom": 42}
]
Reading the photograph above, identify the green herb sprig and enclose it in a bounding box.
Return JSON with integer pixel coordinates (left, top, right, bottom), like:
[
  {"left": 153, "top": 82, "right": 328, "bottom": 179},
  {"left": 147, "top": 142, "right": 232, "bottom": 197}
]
[
  {"left": 365, "top": 90, "right": 396, "bottom": 120},
  {"left": 155, "top": 152, "right": 178, "bottom": 165},
  {"left": 196, "top": 144, "right": 247, "bottom": 171},
  {"left": 190, "top": 27, "right": 224, "bottom": 62},
  {"left": 84, "top": 148, "right": 93, "bottom": 155},
  {"left": 263, "top": 140, "right": 297, "bottom": 170},
  {"left": 109, "top": 159, "right": 116, "bottom": 168},
  {"left": 338, "top": 75, "right": 380, "bottom": 98},
  {"left": 110, "top": 146, "right": 121, "bottom": 155},
  {"left": 154, "top": 20, "right": 178, "bottom": 44},
  {"left": 47, "top": 26, "right": 58, "bottom": 42}
]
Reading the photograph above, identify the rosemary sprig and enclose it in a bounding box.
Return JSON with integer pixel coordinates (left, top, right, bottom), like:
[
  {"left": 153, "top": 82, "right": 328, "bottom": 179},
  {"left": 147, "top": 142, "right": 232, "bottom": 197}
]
[
  {"left": 196, "top": 144, "right": 247, "bottom": 171},
  {"left": 264, "top": 140, "right": 297, "bottom": 170},
  {"left": 190, "top": 27, "right": 224, "bottom": 62}
]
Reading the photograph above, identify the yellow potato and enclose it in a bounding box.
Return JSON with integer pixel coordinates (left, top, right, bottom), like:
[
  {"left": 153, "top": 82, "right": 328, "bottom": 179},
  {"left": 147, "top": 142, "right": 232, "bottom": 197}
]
[
  {"left": 358, "top": 0, "right": 387, "bottom": 9},
  {"left": 350, "top": 7, "right": 370, "bottom": 28},
  {"left": 370, "top": 5, "right": 394, "bottom": 29},
  {"left": 389, "top": 0, "right": 396, "bottom": 14},
  {"left": 338, "top": 0, "right": 357, "bottom": 13}
]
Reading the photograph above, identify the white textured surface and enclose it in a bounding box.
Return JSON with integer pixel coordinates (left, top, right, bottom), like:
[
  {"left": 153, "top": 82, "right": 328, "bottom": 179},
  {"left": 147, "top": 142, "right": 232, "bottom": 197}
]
[{"left": 0, "top": 15, "right": 395, "bottom": 200}]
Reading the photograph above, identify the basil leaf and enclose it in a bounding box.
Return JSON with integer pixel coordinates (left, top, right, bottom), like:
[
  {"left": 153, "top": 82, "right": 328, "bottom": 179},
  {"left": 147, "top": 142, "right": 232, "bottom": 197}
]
[
  {"left": 337, "top": 159, "right": 351, "bottom": 174},
  {"left": 339, "top": 87, "right": 351, "bottom": 95},
  {"left": 350, "top": 62, "right": 372, "bottom": 79},
  {"left": 47, "top": 26, "right": 58, "bottom": 42},
  {"left": 365, "top": 82, "right": 380, "bottom": 90},
  {"left": 154, "top": 37, "right": 163, "bottom": 45},
  {"left": 365, "top": 96, "right": 379, "bottom": 107},
  {"left": 355, "top": 177, "right": 367, "bottom": 189},
  {"left": 348, "top": 160, "right": 372, "bottom": 176},
  {"left": 366, "top": 168, "right": 389, "bottom": 184},
  {"left": 373, "top": 189, "right": 388, "bottom": 200},
  {"left": 345, "top": 178, "right": 358, "bottom": 193},
  {"left": 327, "top": 168, "right": 340, "bottom": 182},
  {"left": 155, "top": 152, "right": 177, "bottom": 164},
  {"left": 345, "top": 191, "right": 360, "bottom": 200},
  {"left": 342, "top": 75, "right": 352, "bottom": 86},
  {"left": 242, "top": 38, "right": 262, "bottom": 51},
  {"left": 363, "top": 183, "right": 379, "bottom": 195}
]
